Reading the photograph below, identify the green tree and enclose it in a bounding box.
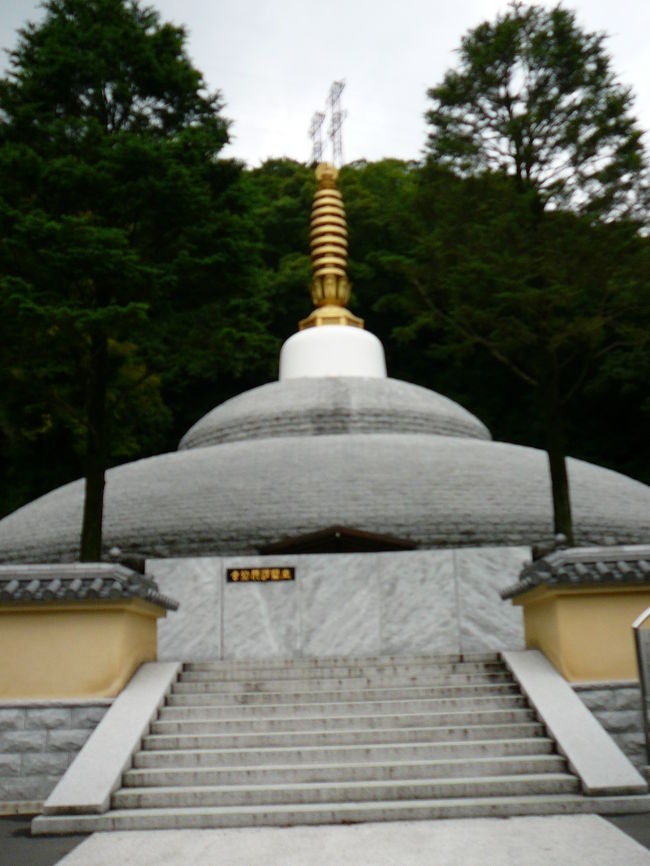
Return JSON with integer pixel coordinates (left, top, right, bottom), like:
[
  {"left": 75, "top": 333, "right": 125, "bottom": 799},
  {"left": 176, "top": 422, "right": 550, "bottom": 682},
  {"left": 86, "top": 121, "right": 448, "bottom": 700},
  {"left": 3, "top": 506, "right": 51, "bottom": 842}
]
[
  {"left": 424, "top": 3, "right": 650, "bottom": 542},
  {"left": 339, "top": 159, "right": 422, "bottom": 375},
  {"left": 0, "top": 0, "right": 260, "bottom": 559},
  {"left": 426, "top": 1, "right": 646, "bottom": 218},
  {"left": 239, "top": 159, "right": 315, "bottom": 343}
]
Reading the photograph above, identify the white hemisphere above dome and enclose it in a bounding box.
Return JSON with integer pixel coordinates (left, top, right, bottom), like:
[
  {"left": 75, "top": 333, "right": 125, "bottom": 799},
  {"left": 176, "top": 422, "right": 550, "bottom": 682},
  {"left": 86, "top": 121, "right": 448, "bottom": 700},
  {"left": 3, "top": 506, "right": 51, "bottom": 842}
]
[{"left": 279, "top": 326, "right": 387, "bottom": 380}]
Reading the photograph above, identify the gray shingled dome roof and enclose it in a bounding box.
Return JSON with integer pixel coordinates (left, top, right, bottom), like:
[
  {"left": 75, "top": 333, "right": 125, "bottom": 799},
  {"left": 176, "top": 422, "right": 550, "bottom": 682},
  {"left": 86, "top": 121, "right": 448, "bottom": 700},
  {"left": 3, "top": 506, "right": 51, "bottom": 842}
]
[
  {"left": 0, "top": 417, "right": 648, "bottom": 562},
  {"left": 179, "top": 377, "right": 491, "bottom": 449}
]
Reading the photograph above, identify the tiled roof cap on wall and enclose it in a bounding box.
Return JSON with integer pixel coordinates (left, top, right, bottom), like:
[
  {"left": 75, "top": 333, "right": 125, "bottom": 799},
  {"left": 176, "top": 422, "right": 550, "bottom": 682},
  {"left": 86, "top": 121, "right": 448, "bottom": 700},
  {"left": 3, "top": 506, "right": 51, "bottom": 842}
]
[
  {"left": 501, "top": 545, "right": 650, "bottom": 599},
  {"left": 0, "top": 562, "right": 179, "bottom": 610}
]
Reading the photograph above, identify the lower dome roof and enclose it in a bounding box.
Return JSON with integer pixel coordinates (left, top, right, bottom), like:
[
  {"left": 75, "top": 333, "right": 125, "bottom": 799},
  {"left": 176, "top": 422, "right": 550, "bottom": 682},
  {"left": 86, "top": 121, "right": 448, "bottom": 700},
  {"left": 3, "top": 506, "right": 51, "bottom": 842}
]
[{"left": 0, "top": 432, "right": 648, "bottom": 562}]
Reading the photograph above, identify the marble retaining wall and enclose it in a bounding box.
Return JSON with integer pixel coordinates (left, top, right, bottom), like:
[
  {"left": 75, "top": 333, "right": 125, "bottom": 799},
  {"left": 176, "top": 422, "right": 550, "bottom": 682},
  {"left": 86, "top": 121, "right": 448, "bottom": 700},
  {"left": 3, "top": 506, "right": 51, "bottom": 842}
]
[
  {"left": 0, "top": 702, "right": 109, "bottom": 812},
  {"left": 574, "top": 682, "right": 649, "bottom": 771},
  {"left": 149, "top": 547, "right": 528, "bottom": 662}
]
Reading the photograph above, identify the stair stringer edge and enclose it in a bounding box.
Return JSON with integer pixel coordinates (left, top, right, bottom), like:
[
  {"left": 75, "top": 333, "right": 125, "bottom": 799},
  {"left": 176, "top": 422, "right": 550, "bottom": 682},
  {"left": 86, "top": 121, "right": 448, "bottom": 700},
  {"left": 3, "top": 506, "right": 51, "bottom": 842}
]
[
  {"left": 33, "top": 661, "right": 181, "bottom": 826},
  {"left": 501, "top": 650, "right": 647, "bottom": 796}
]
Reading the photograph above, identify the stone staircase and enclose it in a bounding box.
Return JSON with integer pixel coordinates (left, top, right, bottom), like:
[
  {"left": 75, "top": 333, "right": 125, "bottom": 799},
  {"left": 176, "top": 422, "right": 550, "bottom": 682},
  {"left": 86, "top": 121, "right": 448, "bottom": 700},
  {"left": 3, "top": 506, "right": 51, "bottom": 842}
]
[
  {"left": 34, "top": 652, "right": 650, "bottom": 833},
  {"left": 59, "top": 651, "right": 632, "bottom": 830}
]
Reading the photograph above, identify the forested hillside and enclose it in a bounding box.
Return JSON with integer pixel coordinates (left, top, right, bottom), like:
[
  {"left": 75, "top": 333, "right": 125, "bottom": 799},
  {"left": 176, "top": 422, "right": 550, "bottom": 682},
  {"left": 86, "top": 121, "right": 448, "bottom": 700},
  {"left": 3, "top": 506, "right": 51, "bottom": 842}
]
[
  {"left": 1, "top": 1, "right": 649, "bottom": 535},
  {"left": 3, "top": 154, "right": 649, "bottom": 519}
]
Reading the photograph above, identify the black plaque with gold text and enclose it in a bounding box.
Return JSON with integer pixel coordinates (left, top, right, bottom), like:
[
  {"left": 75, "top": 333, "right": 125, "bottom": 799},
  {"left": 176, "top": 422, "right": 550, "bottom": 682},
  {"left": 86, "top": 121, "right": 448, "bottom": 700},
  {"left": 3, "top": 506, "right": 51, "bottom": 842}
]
[{"left": 227, "top": 567, "right": 295, "bottom": 583}]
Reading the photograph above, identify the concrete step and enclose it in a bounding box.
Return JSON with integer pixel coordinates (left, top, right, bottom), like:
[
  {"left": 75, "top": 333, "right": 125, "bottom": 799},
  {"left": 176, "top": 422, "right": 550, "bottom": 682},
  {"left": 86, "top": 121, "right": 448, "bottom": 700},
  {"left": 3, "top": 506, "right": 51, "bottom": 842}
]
[
  {"left": 179, "top": 660, "right": 506, "bottom": 683},
  {"left": 171, "top": 681, "right": 520, "bottom": 701},
  {"left": 155, "top": 707, "right": 537, "bottom": 731},
  {"left": 133, "top": 728, "right": 548, "bottom": 769},
  {"left": 137, "top": 725, "right": 548, "bottom": 763},
  {"left": 137, "top": 731, "right": 554, "bottom": 767},
  {"left": 136, "top": 736, "right": 555, "bottom": 767},
  {"left": 164, "top": 694, "right": 528, "bottom": 715},
  {"left": 123, "top": 754, "right": 568, "bottom": 788},
  {"left": 178, "top": 669, "right": 514, "bottom": 687},
  {"left": 33, "top": 793, "right": 650, "bottom": 834},
  {"left": 112, "top": 773, "right": 580, "bottom": 810},
  {"left": 183, "top": 653, "right": 500, "bottom": 673}
]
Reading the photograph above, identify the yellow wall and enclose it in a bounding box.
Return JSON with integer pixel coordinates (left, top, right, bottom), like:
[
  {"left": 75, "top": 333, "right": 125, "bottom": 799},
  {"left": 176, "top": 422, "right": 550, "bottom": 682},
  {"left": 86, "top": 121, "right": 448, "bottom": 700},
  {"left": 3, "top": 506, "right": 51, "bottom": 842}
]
[
  {"left": 0, "top": 599, "right": 165, "bottom": 699},
  {"left": 514, "top": 585, "right": 650, "bottom": 682}
]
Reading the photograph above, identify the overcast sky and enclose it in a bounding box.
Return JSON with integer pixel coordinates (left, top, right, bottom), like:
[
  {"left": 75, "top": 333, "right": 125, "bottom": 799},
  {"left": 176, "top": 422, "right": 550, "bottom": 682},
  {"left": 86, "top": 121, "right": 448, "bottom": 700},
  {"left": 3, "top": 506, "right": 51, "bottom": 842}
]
[{"left": 2, "top": 1, "right": 650, "bottom": 167}]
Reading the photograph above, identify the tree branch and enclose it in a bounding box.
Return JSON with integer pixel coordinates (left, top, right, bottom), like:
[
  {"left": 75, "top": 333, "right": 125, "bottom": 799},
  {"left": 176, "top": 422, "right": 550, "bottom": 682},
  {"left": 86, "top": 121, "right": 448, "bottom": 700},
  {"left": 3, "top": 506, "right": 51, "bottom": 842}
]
[{"left": 411, "top": 277, "right": 540, "bottom": 388}]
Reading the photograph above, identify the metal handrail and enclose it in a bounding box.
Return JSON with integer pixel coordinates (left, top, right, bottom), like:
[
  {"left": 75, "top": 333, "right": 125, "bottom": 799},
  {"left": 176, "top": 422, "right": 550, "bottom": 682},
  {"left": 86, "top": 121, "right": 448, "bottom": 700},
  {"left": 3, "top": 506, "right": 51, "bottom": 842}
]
[{"left": 633, "top": 605, "right": 650, "bottom": 764}]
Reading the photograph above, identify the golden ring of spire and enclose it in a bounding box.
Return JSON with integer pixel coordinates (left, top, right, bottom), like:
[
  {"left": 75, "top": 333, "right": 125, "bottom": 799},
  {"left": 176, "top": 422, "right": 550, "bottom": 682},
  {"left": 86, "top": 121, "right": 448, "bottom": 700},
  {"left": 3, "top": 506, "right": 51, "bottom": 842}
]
[{"left": 299, "top": 162, "right": 364, "bottom": 330}]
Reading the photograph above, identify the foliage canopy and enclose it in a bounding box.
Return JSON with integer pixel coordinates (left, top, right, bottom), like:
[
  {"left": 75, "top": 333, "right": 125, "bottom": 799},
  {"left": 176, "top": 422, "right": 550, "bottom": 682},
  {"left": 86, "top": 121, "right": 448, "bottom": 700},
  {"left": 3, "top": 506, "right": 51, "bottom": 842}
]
[
  {"left": 426, "top": 2, "right": 647, "bottom": 218},
  {"left": 423, "top": 3, "right": 650, "bottom": 541},
  {"left": 0, "top": 0, "right": 268, "bottom": 558}
]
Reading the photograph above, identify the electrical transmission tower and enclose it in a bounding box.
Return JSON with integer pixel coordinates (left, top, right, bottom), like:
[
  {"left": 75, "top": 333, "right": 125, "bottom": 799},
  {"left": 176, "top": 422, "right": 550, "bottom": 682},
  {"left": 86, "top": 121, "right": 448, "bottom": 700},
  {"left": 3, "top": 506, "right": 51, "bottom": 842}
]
[
  {"left": 328, "top": 80, "right": 346, "bottom": 166},
  {"left": 308, "top": 111, "right": 326, "bottom": 164},
  {"left": 308, "top": 80, "right": 346, "bottom": 166}
]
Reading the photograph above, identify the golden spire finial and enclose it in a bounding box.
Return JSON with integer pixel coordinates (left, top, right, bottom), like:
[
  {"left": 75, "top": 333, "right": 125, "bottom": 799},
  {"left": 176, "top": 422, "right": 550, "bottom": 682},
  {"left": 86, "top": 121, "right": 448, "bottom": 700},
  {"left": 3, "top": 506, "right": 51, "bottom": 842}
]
[{"left": 299, "top": 163, "right": 364, "bottom": 330}]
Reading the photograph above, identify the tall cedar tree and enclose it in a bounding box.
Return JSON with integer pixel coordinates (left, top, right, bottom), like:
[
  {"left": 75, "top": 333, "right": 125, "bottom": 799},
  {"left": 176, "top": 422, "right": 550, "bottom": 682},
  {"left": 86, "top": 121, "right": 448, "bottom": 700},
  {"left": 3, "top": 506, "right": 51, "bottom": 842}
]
[
  {"left": 424, "top": 2, "right": 649, "bottom": 543},
  {"left": 0, "top": 0, "right": 241, "bottom": 560}
]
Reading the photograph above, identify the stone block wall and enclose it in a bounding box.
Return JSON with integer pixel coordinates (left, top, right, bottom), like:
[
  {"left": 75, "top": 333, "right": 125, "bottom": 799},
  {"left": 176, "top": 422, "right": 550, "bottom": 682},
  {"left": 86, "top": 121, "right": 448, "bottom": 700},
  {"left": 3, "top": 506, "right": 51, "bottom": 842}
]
[
  {"left": 0, "top": 702, "right": 109, "bottom": 811},
  {"left": 574, "top": 682, "right": 649, "bottom": 771}
]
